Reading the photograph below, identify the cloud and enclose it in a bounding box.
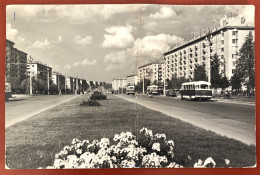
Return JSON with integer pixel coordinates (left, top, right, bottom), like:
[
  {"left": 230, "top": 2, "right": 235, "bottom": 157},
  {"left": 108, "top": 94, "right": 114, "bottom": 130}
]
[
  {"left": 150, "top": 7, "right": 176, "bottom": 19},
  {"left": 104, "top": 51, "right": 132, "bottom": 71},
  {"left": 6, "top": 23, "right": 18, "bottom": 40},
  {"left": 100, "top": 4, "right": 143, "bottom": 20},
  {"left": 58, "top": 36, "right": 62, "bottom": 42},
  {"left": 81, "top": 58, "right": 97, "bottom": 66},
  {"left": 131, "top": 34, "right": 184, "bottom": 58},
  {"left": 7, "top": 5, "right": 144, "bottom": 23},
  {"left": 102, "top": 25, "right": 134, "bottom": 48},
  {"left": 64, "top": 64, "right": 72, "bottom": 69},
  {"left": 65, "top": 58, "right": 97, "bottom": 69},
  {"left": 74, "top": 35, "right": 92, "bottom": 46},
  {"left": 104, "top": 51, "right": 127, "bottom": 63},
  {"left": 30, "top": 38, "right": 51, "bottom": 49}
]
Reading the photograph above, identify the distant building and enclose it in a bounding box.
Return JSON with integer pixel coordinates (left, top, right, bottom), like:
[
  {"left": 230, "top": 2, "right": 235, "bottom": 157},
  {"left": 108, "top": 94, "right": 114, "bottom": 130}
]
[
  {"left": 27, "top": 62, "right": 52, "bottom": 82},
  {"left": 126, "top": 74, "right": 138, "bottom": 86},
  {"left": 163, "top": 16, "right": 255, "bottom": 81},
  {"left": 112, "top": 78, "right": 127, "bottom": 93},
  {"left": 65, "top": 76, "right": 75, "bottom": 93},
  {"left": 138, "top": 61, "right": 164, "bottom": 84},
  {"left": 6, "top": 39, "right": 28, "bottom": 92},
  {"left": 52, "top": 72, "right": 65, "bottom": 92}
]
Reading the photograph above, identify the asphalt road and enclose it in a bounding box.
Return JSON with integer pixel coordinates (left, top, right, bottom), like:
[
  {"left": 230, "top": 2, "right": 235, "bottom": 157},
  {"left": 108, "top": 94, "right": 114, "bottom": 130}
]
[
  {"left": 118, "top": 94, "right": 256, "bottom": 145},
  {"left": 5, "top": 94, "right": 79, "bottom": 128}
]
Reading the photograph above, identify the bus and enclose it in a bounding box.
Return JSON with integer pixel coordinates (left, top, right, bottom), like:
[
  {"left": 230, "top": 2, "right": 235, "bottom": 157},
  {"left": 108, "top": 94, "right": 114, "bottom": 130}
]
[
  {"left": 180, "top": 81, "right": 212, "bottom": 100},
  {"left": 5, "top": 83, "right": 12, "bottom": 101},
  {"left": 147, "top": 85, "right": 159, "bottom": 95},
  {"left": 126, "top": 85, "right": 135, "bottom": 95}
]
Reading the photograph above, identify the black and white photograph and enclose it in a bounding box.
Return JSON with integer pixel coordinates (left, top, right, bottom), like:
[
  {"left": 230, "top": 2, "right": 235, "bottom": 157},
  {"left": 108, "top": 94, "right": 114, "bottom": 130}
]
[{"left": 5, "top": 4, "right": 255, "bottom": 169}]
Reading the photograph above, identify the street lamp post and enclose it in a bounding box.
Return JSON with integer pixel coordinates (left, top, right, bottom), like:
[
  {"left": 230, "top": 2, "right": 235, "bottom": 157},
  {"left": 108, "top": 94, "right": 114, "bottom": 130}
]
[
  {"left": 47, "top": 67, "right": 49, "bottom": 95},
  {"left": 205, "top": 29, "right": 213, "bottom": 83},
  {"left": 29, "top": 56, "right": 33, "bottom": 95}
]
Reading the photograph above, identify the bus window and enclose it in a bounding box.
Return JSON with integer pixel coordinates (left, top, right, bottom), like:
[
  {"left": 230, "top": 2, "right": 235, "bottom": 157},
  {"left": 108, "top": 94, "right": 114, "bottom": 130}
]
[
  {"left": 209, "top": 85, "right": 212, "bottom": 89},
  {"left": 195, "top": 85, "right": 199, "bottom": 89},
  {"left": 201, "top": 84, "right": 208, "bottom": 89}
]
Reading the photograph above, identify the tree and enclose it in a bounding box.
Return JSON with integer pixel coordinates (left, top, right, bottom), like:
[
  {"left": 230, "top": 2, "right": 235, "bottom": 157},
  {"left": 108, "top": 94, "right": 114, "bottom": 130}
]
[
  {"left": 135, "top": 78, "right": 150, "bottom": 93},
  {"left": 166, "top": 75, "right": 189, "bottom": 90},
  {"left": 210, "top": 54, "right": 222, "bottom": 88},
  {"left": 230, "top": 71, "right": 243, "bottom": 93},
  {"left": 221, "top": 76, "right": 230, "bottom": 89},
  {"left": 193, "top": 65, "right": 207, "bottom": 81},
  {"left": 234, "top": 32, "right": 255, "bottom": 95}
]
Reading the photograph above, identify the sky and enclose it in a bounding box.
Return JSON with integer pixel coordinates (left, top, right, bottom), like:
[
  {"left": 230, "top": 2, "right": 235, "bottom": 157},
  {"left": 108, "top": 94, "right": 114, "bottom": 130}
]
[{"left": 6, "top": 5, "right": 254, "bottom": 83}]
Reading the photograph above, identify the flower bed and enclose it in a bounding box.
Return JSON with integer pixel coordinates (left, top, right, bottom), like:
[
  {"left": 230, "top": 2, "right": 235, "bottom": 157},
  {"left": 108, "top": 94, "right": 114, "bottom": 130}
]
[
  {"left": 45, "top": 128, "right": 228, "bottom": 169},
  {"left": 90, "top": 92, "right": 107, "bottom": 100},
  {"left": 80, "top": 100, "right": 100, "bottom": 106}
]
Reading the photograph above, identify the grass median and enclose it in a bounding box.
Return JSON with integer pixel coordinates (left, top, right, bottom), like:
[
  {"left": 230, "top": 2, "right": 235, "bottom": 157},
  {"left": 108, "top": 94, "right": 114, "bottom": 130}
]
[{"left": 5, "top": 94, "right": 255, "bottom": 169}]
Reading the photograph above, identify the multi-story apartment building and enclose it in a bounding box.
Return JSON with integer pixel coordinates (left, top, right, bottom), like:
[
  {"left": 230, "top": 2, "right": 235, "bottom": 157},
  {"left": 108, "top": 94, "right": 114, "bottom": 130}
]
[
  {"left": 65, "top": 76, "right": 75, "bottom": 93},
  {"left": 112, "top": 78, "right": 127, "bottom": 93},
  {"left": 138, "top": 61, "right": 164, "bottom": 84},
  {"left": 27, "top": 62, "right": 52, "bottom": 82},
  {"left": 163, "top": 17, "right": 254, "bottom": 82},
  {"left": 52, "top": 72, "right": 65, "bottom": 92},
  {"left": 6, "top": 39, "right": 28, "bottom": 92},
  {"left": 126, "top": 74, "right": 138, "bottom": 86}
]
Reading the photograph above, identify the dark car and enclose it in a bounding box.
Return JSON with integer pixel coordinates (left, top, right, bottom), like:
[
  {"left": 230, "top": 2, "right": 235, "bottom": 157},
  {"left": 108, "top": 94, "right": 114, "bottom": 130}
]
[{"left": 165, "top": 89, "right": 177, "bottom": 97}]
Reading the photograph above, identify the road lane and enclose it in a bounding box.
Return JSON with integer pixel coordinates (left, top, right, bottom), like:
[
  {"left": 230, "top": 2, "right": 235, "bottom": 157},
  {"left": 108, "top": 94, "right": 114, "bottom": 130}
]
[
  {"left": 5, "top": 95, "right": 79, "bottom": 128},
  {"left": 118, "top": 94, "right": 255, "bottom": 145}
]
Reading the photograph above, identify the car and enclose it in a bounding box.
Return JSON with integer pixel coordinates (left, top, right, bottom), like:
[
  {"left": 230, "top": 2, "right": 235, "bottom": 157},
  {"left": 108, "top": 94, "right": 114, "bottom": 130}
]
[{"left": 165, "top": 89, "right": 177, "bottom": 97}]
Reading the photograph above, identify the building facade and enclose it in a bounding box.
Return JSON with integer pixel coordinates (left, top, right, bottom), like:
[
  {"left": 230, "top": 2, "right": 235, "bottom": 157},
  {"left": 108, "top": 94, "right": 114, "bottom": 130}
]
[
  {"left": 52, "top": 72, "right": 65, "bottom": 92},
  {"left": 27, "top": 62, "right": 52, "bottom": 82},
  {"left": 138, "top": 61, "right": 164, "bottom": 84},
  {"left": 126, "top": 74, "right": 138, "bottom": 86},
  {"left": 6, "top": 39, "right": 28, "bottom": 92},
  {"left": 163, "top": 17, "right": 254, "bottom": 82},
  {"left": 112, "top": 78, "right": 127, "bottom": 93}
]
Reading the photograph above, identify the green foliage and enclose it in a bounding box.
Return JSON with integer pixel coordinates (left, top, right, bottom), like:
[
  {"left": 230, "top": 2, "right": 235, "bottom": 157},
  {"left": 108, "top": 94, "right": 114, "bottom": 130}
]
[
  {"left": 193, "top": 65, "right": 208, "bottom": 81},
  {"left": 90, "top": 92, "right": 107, "bottom": 100},
  {"left": 210, "top": 54, "right": 222, "bottom": 88},
  {"left": 231, "top": 32, "right": 255, "bottom": 94},
  {"left": 80, "top": 100, "right": 100, "bottom": 106},
  {"left": 230, "top": 71, "right": 243, "bottom": 92},
  {"left": 135, "top": 78, "right": 151, "bottom": 93},
  {"left": 221, "top": 76, "right": 230, "bottom": 89},
  {"left": 166, "top": 75, "right": 189, "bottom": 90}
]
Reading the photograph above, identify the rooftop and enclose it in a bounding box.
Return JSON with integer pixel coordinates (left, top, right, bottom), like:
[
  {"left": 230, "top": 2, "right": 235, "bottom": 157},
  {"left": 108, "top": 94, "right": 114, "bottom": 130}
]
[{"left": 164, "top": 25, "right": 254, "bottom": 56}]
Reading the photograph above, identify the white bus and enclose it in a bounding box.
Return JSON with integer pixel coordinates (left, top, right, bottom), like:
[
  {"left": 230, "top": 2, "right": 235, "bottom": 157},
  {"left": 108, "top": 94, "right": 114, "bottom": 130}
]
[
  {"left": 180, "top": 81, "right": 212, "bottom": 100},
  {"left": 126, "top": 85, "right": 135, "bottom": 95}
]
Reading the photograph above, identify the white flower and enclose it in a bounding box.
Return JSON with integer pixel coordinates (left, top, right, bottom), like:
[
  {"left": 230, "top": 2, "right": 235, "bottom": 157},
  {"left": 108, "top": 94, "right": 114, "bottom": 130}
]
[
  {"left": 67, "top": 155, "right": 78, "bottom": 168},
  {"left": 152, "top": 142, "right": 161, "bottom": 152},
  {"left": 203, "top": 157, "right": 216, "bottom": 167},
  {"left": 155, "top": 133, "right": 166, "bottom": 141},
  {"left": 53, "top": 159, "right": 65, "bottom": 168},
  {"left": 194, "top": 159, "right": 204, "bottom": 168},
  {"left": 76, "top": 149, "right": 82, "bottom": 155},
  {"left": 72, "top": 138, "right": 80, "bottom": 145},
  {"left": 225, "top": 159, "right": 230, "bottom": 165},
  {"left": 167, "top": 140, "right": 174, "bottom": 147}
]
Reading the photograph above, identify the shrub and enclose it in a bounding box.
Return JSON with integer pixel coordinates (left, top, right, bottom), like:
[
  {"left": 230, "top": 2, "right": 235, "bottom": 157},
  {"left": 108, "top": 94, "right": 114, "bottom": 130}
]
[
  {"left": 80, "top": 100, "right": 100, "bottom": 106},
  {"left": 90, "top": 92, "right": 107, "bottom": 100},
  {"left": 45, "top": 128, "right": 230, "bottom": 169}
]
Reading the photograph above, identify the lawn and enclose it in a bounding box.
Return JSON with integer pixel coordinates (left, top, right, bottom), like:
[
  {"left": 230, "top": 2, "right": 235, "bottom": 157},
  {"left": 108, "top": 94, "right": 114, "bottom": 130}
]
[{"left": 5, "top": 94, "right": 256, "bottom": 169}]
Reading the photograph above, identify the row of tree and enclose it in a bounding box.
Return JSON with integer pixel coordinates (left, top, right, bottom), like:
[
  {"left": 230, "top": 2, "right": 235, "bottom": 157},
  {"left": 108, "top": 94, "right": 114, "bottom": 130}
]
[{"left": 20, "top": 77, "right": 112, "bottom": 95}]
